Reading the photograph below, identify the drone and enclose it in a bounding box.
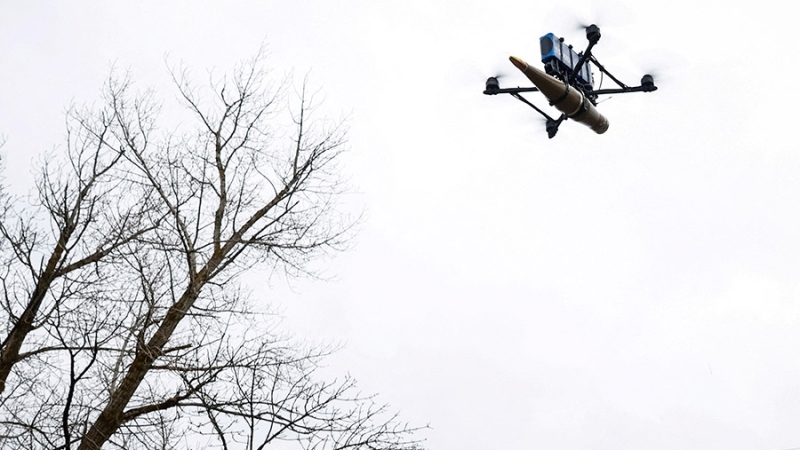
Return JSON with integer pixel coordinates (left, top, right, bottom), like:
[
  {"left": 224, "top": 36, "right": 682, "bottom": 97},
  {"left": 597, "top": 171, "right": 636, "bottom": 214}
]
[{"left": 483, "top": 24, "right": 657, "bottom": 138}]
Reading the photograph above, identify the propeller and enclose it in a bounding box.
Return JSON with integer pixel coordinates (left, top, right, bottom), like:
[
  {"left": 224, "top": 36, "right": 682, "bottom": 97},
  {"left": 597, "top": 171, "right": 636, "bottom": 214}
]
[
  {"left": 453, "top": 56, "right": 517, "bottom": 91},
  {"left": 484, "top": 71, "right": 511, "bottom": 94},
  {"left": 543, "top": 1, "right": 633, "bottom": 53},
  {"left": 573, "top": 0, "right": 634, "bottom": 31},
  {"left": 631, "top": 48, "right": 686, "bottom": 90},
  {"left": 486, "top": 71, "right": 510, "bottom": 81}
]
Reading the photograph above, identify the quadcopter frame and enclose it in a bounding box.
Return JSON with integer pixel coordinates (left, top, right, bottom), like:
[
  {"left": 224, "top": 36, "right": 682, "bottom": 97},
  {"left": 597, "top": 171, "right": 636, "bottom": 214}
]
[{"left": 483, "top": 25, "right": 657, "bottom": 138}]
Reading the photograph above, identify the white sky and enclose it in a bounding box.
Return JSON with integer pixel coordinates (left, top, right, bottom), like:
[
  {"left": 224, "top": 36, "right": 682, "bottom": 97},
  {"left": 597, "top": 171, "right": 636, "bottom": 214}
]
[{"left": 2, "top": 1, "right": 800, "bottom": 449}]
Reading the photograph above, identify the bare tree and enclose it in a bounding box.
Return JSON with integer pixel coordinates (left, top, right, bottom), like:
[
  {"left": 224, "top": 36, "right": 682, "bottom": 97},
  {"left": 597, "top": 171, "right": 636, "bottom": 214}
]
[
  {"left": 0, "top": 52, "right": 424, "bottom": 450},
  {"left": 0, "top": 93, "right": 157, "bottom": 394}
]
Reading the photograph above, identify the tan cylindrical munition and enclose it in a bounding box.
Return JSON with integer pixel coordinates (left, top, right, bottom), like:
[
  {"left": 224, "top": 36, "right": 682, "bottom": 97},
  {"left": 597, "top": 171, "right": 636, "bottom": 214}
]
[{"left": 509, "top": 56, "right": 609, "bottom": 134}]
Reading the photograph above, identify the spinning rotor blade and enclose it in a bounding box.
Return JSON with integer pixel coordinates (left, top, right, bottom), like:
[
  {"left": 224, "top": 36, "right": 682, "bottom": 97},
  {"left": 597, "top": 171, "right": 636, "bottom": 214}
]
[
  {"left": 631, "top": 48, "right": 686, "bottom": 88},
  {"left": 544, "top": 0, "right": 633, "bottom": 48},
  {"left": 581, "top": 0, "right": 634, "bottom": 29},
  {"left": 454, "top": 59, "right": 521, "bottom": 94},
  {"left": 454, "top": 56, "right": 516, "bottom": 86},
  {"left": 482, "top": 70, "right": 511, "bottom": 93}
]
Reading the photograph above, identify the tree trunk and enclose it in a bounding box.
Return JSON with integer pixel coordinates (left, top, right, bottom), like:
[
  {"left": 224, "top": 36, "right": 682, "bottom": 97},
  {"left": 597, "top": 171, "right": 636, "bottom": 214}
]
[{"left": 77, "top": 272, "right": 207, "bottom": 450}]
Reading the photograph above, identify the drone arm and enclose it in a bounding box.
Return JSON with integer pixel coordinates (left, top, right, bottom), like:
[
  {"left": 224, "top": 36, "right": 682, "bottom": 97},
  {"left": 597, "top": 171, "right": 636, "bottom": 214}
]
[
  {"left": 483, "top": 81, "right": 565, "bottom": 138},
  {"left": 590, "top": 55, "right": 630, "bottom": 89},
  {"left": 589, "top": 55, "right": 657, "bottom": 94},
  {"left": 509, "top": 92, "right": 559, "bottom": 121},
  {"left": 508, "top": 92, "right": 567, "bottom": 139},
  {"left": 570, "top": 42, "right": 597, "bottom": 84},
  {"left": 483, "top": 79, "right": 557, "bottom": 120},
  {"left": 593, "top": 85, "right": 657, "bottom": 95},
  {"left": 483, "top": 86, "right": 540, "bottom": 95},
  {"left": 569, "top": 24, "right": 601, "bottom": 84}
]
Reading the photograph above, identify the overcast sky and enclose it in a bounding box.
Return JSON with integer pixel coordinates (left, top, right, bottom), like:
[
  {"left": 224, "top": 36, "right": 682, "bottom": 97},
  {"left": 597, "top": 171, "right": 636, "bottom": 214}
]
[{"left": 2, "top": 1, "right": 800, "bottom": 449}]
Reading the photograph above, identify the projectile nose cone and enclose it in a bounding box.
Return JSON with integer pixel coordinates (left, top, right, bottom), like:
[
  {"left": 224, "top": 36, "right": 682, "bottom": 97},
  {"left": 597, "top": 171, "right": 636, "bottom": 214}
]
[{"left": 509, "top": 56, "right": 528, "bottom": 72}]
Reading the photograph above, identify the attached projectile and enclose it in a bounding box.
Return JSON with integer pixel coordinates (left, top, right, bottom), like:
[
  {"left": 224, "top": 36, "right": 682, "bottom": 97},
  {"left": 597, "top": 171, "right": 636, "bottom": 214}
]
[{"left": 509, "top": 56, "right": 609, "bottom": 134}]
